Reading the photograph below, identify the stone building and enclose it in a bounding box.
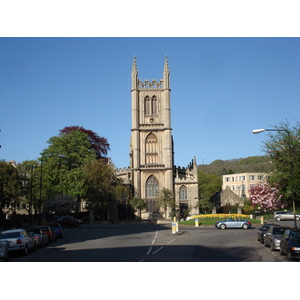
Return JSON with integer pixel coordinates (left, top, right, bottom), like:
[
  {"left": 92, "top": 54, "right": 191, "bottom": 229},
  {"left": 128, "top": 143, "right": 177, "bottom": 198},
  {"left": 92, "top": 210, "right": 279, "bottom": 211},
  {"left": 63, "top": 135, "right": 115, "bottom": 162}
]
[
  {"left": 222, "top": 172, "right": 266, "bottom": 198},
  {"left": 116, "top": 57, "right": 199, "bottom": 220},
  {"left": 211, "top": 172, "right": 267, "bottom": 213}
]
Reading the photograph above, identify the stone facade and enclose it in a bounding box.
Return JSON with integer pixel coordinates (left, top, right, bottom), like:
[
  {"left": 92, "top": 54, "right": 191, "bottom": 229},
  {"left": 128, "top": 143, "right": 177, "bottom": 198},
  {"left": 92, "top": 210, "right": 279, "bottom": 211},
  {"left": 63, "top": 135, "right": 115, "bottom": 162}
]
[
  {"left": 222, "top": 172, "right": 266, "bottom": 199},
  {"left": 116, "top": 57, "right": 199, "bottom": 220}
]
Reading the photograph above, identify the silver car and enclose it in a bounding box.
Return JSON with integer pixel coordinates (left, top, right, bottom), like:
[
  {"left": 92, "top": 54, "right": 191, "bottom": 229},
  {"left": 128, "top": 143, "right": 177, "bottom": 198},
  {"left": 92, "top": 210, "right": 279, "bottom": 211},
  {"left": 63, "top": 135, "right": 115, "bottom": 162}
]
[
  {"left": 215, "top": 218, "right": 251, "bottom": 229},
  {"left": 264, "top": 225, "right": 287, "bottom": 250},
  {"left": 273, "top": 211, "right": 300, "bottom": 221},
  {"left": 0, "top": 229, "right": 36, "bottom": 255}
]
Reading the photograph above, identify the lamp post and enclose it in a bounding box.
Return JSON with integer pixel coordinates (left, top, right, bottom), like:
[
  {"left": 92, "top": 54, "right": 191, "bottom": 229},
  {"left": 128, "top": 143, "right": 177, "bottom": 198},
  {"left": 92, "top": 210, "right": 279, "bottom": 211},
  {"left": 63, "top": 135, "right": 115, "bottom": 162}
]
[
  {"left": 252, "top": 128, "right": 297, "bottom": 229},
  {"left": 39, "top": 154, "right": 66, "bottom": 225}
]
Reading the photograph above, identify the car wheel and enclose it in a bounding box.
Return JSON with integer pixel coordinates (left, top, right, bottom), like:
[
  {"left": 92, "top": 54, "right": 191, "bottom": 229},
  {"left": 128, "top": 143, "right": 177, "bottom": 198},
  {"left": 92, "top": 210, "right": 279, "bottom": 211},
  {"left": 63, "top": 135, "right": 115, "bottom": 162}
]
[
  {"left": 264, "top": 238, "right": 268, "bottom": 247},
  {"left": 270, "top": 242, "right": 276, "bottom": 251},
  {"left": 279, "top": 247, "right": 284, "bottom": 256},
  {"left": 220, "top": 224, "right": 226, "bottom": 230},
  {"left": 287, "top": 251, "right": 294, "bottom": 261},
  {"left": 276, "top": 217, "right": 281, "bottom": 221},
  {"left": 23, "top": 245, "right": 28, "bottom": 256},
  {"left": 242, "top": 224, "right": 248, "bottom": 229}
]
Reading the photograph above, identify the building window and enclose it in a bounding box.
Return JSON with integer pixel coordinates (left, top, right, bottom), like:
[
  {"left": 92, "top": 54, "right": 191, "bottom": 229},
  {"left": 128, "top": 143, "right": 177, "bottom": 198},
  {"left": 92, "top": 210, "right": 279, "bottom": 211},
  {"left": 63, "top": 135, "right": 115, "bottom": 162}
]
[
  {"left": 225, "top": 177, "right": 230, "bottom": 182},
  {"left": 145, "top": 133, "right": 158, "bottom": 164},
  {"left": 239, "top": 176, "right": 245, "bottom": 181},
  {"left": 144, "top": 95, "right": 150, "bottom": 115},
  {"left": 151, "top": 96, "right": 158, "bottom": 115},
  {"left": 144, "top": 95, "right": 158, "bottom": 115},
  {"left": 179, "top": 185, "right": 188, "bottom": 201},
  {"left": 249, "top": 175, "right": 256, "bottom": 180},
  {"left": 146, "top": 175, "right": 159, "bottom": 212},
  {"left": 258, "top": 175, "right": 264, "bottom": 180}
]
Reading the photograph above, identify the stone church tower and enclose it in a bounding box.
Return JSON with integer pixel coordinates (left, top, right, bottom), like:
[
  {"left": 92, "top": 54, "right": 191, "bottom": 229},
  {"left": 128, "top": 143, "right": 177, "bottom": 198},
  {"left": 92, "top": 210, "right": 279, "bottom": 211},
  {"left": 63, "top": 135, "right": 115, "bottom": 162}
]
[{"left": 116, "top": 57, "right": 199, "bottom": 220}]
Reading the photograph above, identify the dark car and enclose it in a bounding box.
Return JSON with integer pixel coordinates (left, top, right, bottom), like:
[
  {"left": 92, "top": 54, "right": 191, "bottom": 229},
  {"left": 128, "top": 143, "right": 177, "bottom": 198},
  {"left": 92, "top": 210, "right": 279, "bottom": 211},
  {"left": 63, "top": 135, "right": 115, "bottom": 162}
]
[
  {"left": 257, "top": 223, "right": 275, "bottom": 244},
  {"left": 48, "top": 223, "right": 64, "bottom": 238},
  {"left": 280, "top": 229, "right": 300, "bottom": 261},
  {"left": 57, "top": 216, "right": 79, "bottom": 227},
  {"left": 264, "top": 225, "right": 289, "bottom": 251},
  {"left": 35, "top": 226, "right": 56, "bottom": 243}
]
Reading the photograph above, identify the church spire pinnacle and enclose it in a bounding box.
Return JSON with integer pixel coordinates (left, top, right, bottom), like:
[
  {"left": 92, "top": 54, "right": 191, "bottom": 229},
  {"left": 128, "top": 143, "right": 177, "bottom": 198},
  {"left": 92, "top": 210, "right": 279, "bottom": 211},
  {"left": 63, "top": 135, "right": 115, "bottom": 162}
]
[
  {"left": 163, "top": 55, "right": 170, "bottom": 89},
  {"left": 132, "top": 56, "right": 138, "bottom": 89}
]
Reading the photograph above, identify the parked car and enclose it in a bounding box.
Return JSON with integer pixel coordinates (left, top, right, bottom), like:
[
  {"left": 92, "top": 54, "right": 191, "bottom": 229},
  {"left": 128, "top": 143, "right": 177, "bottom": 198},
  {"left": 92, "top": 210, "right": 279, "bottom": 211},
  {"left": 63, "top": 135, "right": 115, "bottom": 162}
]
[
  {"left": 257, "top": 223, "right": 275, "bottom": 244},
  {"left": 57, "top": 216, "right": 79, "bottom": 227},
  {"left": 48, "top": 223, "right": 63, "bottom": 238},
  {"left": 0, "top": 229, "right": 36, "bottom": 255},
  {"left": 273, "top": 211, "right": 300, "bottom": 221},
  {"left": 264, "top": 225, "right": 288, "bottom": 250},
  {"left": 25, "top": 227, "right": 46, "bottom": 248},
  {"left": 35, "top": 226, "right": 56, "bottom": 243},
  {"left": 215, "top": 218, "right": 251, "bottom": 229},
  {"left": 280, "top": 229, "right": 300, "bottom": 261}
]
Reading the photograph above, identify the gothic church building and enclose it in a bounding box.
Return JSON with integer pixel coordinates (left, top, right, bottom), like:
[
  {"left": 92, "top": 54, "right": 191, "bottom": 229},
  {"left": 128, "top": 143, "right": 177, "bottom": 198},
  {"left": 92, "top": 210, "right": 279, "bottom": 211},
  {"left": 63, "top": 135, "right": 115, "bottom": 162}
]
[{"left": 116, "top": 57, "right": 199, "bottom": 220}]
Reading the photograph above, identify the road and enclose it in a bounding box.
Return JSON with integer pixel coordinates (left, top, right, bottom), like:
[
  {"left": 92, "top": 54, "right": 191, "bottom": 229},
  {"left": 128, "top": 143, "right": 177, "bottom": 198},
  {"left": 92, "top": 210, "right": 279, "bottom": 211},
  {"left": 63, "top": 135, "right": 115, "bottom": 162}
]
[{"left": 8, "top": 221, "right": 296, "bottom": 262}]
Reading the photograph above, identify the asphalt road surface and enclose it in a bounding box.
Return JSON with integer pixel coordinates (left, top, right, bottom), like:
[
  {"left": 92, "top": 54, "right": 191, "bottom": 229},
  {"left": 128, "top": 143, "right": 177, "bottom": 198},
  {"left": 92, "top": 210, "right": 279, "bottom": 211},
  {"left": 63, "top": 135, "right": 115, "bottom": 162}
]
[{"left": 8, "top": 220, "right": 297, "bottom": 262}]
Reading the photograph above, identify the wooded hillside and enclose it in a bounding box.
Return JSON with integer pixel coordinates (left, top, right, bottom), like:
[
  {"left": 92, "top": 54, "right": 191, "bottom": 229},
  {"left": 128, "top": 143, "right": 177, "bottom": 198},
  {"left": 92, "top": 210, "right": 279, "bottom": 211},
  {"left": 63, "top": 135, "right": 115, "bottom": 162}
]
[{"left": 198, "top": 155, "right": 274, "bottom": 176}]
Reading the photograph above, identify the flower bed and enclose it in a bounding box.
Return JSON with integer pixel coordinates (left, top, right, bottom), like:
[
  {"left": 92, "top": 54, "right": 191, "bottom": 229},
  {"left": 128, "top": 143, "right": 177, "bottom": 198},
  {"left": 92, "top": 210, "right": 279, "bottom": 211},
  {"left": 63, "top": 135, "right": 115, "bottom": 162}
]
[{"left": 187, "top": 213, "right": 250, "bottom": 221}]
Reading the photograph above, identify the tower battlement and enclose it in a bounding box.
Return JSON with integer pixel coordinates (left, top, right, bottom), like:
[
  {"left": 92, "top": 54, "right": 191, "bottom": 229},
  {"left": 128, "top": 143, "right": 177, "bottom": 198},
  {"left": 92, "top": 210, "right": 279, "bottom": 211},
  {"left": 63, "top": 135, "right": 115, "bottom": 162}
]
[{"left": 138, "top": 79, "right": 164, "bottom": 89}]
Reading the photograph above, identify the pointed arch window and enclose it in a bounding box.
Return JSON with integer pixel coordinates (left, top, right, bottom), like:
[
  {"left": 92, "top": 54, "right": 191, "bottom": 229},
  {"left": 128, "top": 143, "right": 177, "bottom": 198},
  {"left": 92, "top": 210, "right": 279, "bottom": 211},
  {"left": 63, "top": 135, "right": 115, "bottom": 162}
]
[
  {"left": 146, "top": 175, "right": 159, "bottom": 212},
  {"left": 144, "top": 95, "right": 158, "bottom": 115},
  {"left": 145, "top": 133, "right": 158, "bottom": 164},
  {"left": 179, "top": 185, "right": 188, "bottom": 201},
  {"left": 151, "top": 96, "right": 158, "bottom": 115}
]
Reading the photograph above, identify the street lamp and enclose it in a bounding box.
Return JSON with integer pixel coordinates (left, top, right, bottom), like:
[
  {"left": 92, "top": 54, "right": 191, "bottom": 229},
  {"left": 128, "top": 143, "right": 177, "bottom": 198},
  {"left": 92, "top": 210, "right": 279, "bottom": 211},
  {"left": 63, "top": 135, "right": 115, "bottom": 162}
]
[
  {"left": 252, "top": 128, "right": 297, "bottom": 229},
  {"left": 39, "top": 154, "right": 66, "bottom": 225}
]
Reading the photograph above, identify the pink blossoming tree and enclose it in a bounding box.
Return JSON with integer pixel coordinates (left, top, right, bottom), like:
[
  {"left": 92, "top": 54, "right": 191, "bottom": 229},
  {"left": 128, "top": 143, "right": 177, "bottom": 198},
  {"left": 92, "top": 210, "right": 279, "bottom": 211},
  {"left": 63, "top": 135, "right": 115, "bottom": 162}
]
[{"left": 249, "top": 182, "right": 285, "bottom": 212}]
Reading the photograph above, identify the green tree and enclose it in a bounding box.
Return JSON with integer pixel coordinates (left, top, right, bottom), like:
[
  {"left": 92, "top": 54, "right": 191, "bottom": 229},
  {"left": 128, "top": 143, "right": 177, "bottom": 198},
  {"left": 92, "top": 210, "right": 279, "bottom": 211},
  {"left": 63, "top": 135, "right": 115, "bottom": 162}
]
[
  {"left": 40, "top": 129, "right": 97, "bottom": 208},
  {"left": 157, "top": 188, "right": 175, "bottom": 219},
  {"left": 262, "top": 120, "right": 300, "bottom": 209},
  {"left": 0, "top": 161, "right": 22, "bottom": 219},
  {"left": 83, "top": 159, "right": 123, "bottom": 222},
  {"left": 130, "top": 197, "right": 147, "bottom": 220},
  {"left": 17, "top": 160, "right": 40, "bottom": 219},
  {"left": 197, "top": 170, "right": 222, "bottom": 213}
]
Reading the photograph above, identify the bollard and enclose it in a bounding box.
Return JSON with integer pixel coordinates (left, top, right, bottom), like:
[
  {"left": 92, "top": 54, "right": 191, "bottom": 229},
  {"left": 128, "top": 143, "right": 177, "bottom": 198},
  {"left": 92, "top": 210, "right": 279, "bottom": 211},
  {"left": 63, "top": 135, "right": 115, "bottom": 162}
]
[
  {"left": 195, "top": 218, "right": 199, "bottom": 227},
  {"left": 172, "top": 222, "right": 176, "bottom": 234},
  {"left": 261, "top": 216, "right": 264, "bottom": 224}
]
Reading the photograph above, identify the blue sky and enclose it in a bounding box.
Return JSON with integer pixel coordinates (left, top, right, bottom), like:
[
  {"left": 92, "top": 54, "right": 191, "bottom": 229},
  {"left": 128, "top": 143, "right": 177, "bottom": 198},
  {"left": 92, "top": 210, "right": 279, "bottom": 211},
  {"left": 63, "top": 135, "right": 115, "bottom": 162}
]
[{"left": 1, "top": 37, "right": 300, "bottom": 168}]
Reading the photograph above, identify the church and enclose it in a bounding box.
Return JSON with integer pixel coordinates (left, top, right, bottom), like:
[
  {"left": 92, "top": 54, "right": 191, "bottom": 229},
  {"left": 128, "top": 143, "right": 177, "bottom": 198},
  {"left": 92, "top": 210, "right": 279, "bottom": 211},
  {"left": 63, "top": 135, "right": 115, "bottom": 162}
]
[{"left": 116, "top": 57, "right": 199, "bottom": 220}]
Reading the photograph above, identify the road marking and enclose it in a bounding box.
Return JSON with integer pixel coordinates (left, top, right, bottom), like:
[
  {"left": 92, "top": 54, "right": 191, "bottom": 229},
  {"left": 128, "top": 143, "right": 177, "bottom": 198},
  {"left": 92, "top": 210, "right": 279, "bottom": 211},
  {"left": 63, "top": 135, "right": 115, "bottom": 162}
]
[
  {"left": 146, "top": 247, "right": 152, "bottom": 255},
  {"left": 167, "top": 239, "right": 176, "bottom": 244},
  {"left": 152, "top": 246, "right": 164, "bottom": 255}
]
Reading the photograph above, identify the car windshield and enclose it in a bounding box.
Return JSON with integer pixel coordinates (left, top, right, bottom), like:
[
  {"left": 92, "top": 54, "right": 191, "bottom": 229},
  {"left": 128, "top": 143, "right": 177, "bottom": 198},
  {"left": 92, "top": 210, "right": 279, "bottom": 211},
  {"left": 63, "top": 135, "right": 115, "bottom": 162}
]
[
  {"left": 273, "top": 228, "right": 286, "bottom": 235},
  {"left": 0, "top": 232, "right": 20, "bottom": 238},
  {"left": 290, "top": 232, "right": 300, "bottom": 240}
]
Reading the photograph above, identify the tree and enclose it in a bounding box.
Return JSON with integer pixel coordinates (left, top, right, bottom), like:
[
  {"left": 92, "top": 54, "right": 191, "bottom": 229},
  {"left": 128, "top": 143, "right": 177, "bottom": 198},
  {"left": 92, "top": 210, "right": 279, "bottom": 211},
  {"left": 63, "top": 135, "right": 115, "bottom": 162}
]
[
  {"left": 263, "top": 120, "right": 300, "bottom": 208},
  {"left": 40, "top": 129, "right": 97, "bottom": 205},
  {"left": 60, "top": 126, "right": 110, "bottom": 159},
  {"left": 130, "top": 197, "right": 147, "bottom": 220},
  {"left": 83, "top": 159, "right": 123, "bottom": 222},
  {"left": 43, "top": 195, "right": 78, "bottom": 215},
  {"left": 249, "top": 182, "right": 285, "bottom": 212},
  {"left": 157, "top": 188, "right": 175, "bottom": 219},
  {"left": 197, "top": 170, "right": 222, "bottom": 213},
  {"left": 0, "top": 161, "right": 22, "bottom": 219}
]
